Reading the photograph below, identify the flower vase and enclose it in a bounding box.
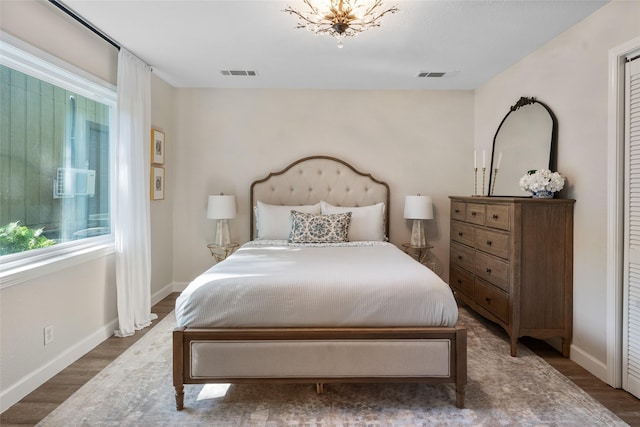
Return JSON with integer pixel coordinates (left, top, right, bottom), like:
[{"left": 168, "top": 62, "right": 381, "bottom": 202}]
[{"left": 531, "top": 190, "right": 554, "bottom": 199}]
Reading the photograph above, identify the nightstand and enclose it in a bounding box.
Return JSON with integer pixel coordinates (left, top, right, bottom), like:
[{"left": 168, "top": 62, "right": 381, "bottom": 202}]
[
  {"left": 402, "top": 243, "right": 434, "bottom": 269},
  {"left": 207, "top": 243, "right": 239, "bottom": 263}
]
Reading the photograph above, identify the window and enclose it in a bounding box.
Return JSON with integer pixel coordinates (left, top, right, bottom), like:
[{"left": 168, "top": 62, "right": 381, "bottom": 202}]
[{"left": 0, "top": 36, "right": 116, "bottom": 281}]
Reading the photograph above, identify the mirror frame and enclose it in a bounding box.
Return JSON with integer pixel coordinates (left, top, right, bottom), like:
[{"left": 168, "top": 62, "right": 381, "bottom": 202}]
[{"left": 487, "top": 96, "right": 558, "bottom": 196}]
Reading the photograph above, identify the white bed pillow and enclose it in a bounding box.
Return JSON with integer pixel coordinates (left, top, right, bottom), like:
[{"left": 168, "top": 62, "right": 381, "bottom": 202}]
[
  {"left": 255, "top": 201, "right": 321, "bottom": 240},
  {"left": 320, "top": 201, "right": 386, "bottom": 241}
]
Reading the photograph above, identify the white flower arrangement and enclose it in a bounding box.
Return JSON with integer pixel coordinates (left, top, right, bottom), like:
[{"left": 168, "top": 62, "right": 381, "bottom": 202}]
[{"left": 519, "top": 169, "right": 565, "bottom": 193}]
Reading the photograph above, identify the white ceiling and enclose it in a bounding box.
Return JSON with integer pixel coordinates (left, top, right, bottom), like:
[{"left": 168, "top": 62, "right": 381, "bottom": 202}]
[{"left": 61, "top": 0, "right": 608, "bottom": 90}]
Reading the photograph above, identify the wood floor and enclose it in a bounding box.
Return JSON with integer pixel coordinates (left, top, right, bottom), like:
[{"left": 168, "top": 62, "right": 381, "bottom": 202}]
[{"left": 1, "top": 292, "right": 639, "bottom": 426}]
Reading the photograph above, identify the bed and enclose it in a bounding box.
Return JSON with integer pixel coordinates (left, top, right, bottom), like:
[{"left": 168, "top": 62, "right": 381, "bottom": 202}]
[{"left": 173, "top": 155, "right": 467, "bottom": 409}]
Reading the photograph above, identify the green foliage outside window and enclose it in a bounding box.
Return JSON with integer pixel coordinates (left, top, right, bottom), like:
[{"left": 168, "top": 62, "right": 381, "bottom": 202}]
[{"left": 0, "top": 222, "right": 56, "bottom": 256}]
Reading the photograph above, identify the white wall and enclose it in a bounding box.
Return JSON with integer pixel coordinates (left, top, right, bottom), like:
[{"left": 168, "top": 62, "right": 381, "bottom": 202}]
[
  {"left": 0, "top": 254, "right": 118, "bottom": 411},
  {"left": 150, "top": 76, "right": 176, "bottom": 298},
  {"left": 475, "top": 1, "right": 640, "bottom": 380},
  {"left": 172, "top": 89, "right": 474, "bottom": 283},
  {"left": 0, "top": 0, "right": 117, "bottom": 84},
  {"left": 0, "top": 0, "right": 175, "bottom": 411}
]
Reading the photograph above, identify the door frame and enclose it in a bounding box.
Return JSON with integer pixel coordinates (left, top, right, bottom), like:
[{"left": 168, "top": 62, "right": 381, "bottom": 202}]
[{"left": 607, "top": 35, "right": 640, "bottom": 388}]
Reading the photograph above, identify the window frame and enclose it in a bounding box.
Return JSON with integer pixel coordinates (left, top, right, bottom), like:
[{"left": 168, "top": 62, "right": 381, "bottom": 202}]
[{"left": 0, "top": 33, "right": 117, "bottom": 289}]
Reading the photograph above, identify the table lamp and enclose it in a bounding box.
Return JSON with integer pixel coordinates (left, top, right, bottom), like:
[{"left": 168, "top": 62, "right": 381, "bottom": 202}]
[
  {"left": 404, "top": 195, "right": 434, "bottom": 247},
  {"left": 207, "top": 194, "right": 237, "bottom": 246}
]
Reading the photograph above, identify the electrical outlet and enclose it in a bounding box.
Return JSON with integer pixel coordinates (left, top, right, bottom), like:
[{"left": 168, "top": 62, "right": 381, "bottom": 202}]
[{"left": 44, "top": 325, "right": 54, "bottom": 346}]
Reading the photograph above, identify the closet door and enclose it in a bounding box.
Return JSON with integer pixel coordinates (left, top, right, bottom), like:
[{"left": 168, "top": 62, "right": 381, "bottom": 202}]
[{"left": 624, "top": 56, "right": 640, "bottom": 398}]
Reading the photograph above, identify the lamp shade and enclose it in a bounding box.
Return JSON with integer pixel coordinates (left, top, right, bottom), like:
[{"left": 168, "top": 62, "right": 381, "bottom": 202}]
[
  {"left": 403, "top": 195, "right": 434, "bottom": 220},
  {"left": 207, "top": 194, "right": 237, "bottom": 219}
]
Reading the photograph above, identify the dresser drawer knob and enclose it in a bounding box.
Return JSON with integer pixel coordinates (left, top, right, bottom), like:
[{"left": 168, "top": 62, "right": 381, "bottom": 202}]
[
  {"left": 486, "top": 240, "right": 492, "bottom": 246},
  {"left": 485, "top": 297, "right": 492, "bottom": 304},
  {"left": 471, "top": 212, "right": 477, "bottom": 217},
  {"left": 454, "top": 209, "right": 460, "bottom": 213},
  {"left": 458, "top": 255, "right": 463, "bottom": 260},
  {"left": 486, "top": 268, "right": 492, "bottom": 274},
  {"left": 458, "top": 232, "right": 464, "bottom": 237},
  {"left": 457, "top": 279, "right": 462, "bottom": 284},
  {"left": 492, "top": 214, "right": 499, "bottom": 220}
]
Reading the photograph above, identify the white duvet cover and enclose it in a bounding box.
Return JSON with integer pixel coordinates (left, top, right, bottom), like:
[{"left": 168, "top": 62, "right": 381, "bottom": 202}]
[{"left": 175, "top": 241, "right": 458, "bottom": 328}]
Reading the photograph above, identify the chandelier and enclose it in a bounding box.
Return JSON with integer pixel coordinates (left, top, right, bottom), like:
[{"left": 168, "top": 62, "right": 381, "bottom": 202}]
[{"left": 283, "top": 0, "right": 399, "bottom": 48}]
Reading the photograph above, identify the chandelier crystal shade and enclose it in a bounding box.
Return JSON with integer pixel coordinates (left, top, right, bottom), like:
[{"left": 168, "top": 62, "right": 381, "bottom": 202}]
[{"left": 284, "top": 0, "right": 399, "bottom": 48}]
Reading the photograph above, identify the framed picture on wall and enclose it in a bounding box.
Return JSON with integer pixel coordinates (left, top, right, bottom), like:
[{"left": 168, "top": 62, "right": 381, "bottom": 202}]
[
  {"left": 151, "top": 129, "right": 165, "bottom": 164},
  {"left": 151, "top": 166, "right": 165, "bottom": 200}
]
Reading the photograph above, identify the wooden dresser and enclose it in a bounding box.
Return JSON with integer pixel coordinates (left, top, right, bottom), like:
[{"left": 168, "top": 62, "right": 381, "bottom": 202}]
[{"left": 449, "top": 196, "right": 575, "bottom": 357}]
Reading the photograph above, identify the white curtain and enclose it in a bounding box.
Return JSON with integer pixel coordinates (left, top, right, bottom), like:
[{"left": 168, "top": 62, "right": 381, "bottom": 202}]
[{"left": 114, "top": 48, "right": 157, "bottom": 337}]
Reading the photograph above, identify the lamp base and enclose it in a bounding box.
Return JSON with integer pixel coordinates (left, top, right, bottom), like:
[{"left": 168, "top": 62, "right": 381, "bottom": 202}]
[
  {"left": 214, "top": 219, "right": 231, "bottom": 246},
  {"left": 410, "top": 219, "right": 426, "bottom": 247}
]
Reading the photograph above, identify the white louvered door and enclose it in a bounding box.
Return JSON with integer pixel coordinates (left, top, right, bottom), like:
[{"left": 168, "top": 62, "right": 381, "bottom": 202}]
[{"left": 624, "top": 56, "right": 640, "bottom": 398}]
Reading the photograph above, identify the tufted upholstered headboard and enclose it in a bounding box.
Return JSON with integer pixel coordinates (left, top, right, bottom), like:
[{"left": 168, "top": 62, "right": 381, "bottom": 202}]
[{"left": 250, "top": 156, "right": 390, "bottom": 240}]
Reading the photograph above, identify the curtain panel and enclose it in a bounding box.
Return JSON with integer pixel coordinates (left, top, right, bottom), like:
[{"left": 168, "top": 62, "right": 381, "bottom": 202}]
[{"left": 114, "top": 48, "right": 156, "bottom": 337}]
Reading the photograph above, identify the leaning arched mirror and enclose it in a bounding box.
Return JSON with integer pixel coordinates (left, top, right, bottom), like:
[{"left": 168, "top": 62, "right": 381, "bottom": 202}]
[{"left": 488, "top": 97, "right": 557, "bottom": 196}]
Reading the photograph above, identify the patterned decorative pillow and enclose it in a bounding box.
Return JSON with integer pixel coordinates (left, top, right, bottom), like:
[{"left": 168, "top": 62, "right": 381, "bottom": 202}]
[{"left": 289, "top": 211, "right": 352, "bottom": 243}]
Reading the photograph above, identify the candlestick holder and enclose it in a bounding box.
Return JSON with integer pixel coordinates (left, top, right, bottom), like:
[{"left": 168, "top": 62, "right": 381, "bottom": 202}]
[
  {"left": 482, "top": 167, "right": 486, "bottom": 196},
  {"left": 473, "top": 167, "right": 478, "bottom": 196},
  {"left": 490, "top": 168, "right": 499, "bottom": 196}
]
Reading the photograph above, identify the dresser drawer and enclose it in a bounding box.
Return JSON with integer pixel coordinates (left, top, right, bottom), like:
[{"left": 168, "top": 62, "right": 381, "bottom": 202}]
[
  {"left": 475, "top": 228, "right": 509, "bottom": 259},
  {"left": 485, "top": 204, "right": 511, "bottom": 231},
  {"left": 466, "top": 203, "right": 485, "bottom": 225},
  {"left": 451, "top": 242, "right": 475, "bottom": 273},
  {"left": 451, "top": 221, "right": 474, "bottom": 247},
  {"left": 475, "top": 279, "right": 509, "bottom": 324},
  {"left": 450, "top": 265, "right": 474, "bottom": 299},
  {"left": 475, "top": 251, "right": 510, "bottom": 292},
  {"left": 451, "top": 201, "right": 466, "bottom": 221}
]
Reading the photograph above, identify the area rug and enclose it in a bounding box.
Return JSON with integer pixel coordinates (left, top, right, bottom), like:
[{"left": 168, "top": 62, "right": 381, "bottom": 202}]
[{"left": 38, "top": 307, "right": 627, "bottom": 426}]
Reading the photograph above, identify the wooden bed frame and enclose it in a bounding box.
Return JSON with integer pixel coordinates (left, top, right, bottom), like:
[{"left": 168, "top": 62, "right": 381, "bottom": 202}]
[{"left": 173, "top": 156, "right": 467, "bottom": 409}]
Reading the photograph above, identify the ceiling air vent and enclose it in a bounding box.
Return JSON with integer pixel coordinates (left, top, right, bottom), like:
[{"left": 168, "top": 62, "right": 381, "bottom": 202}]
[
  {"left": 417, "top": 71, "right": 459, "bottom": 78},
  {"left": 417, "top": 72, "right": 446, "bottom": 78},
  {"left": 220, "top": 70, "right": 257, "bottom": 76}
]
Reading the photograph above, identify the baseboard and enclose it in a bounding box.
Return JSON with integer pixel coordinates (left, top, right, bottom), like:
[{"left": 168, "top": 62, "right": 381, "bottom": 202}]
[
  {"left": 570, "top": 343, "right": 609, "bottom": 384},
  {"left": 0, "top": 317, "right": 118, "bottom": 413},
  {"left": 151, "top": 282, "right": 177, "bottom": 306},
  {"left": 173, "top": 281, "right": 189, "bottom": 292}
]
